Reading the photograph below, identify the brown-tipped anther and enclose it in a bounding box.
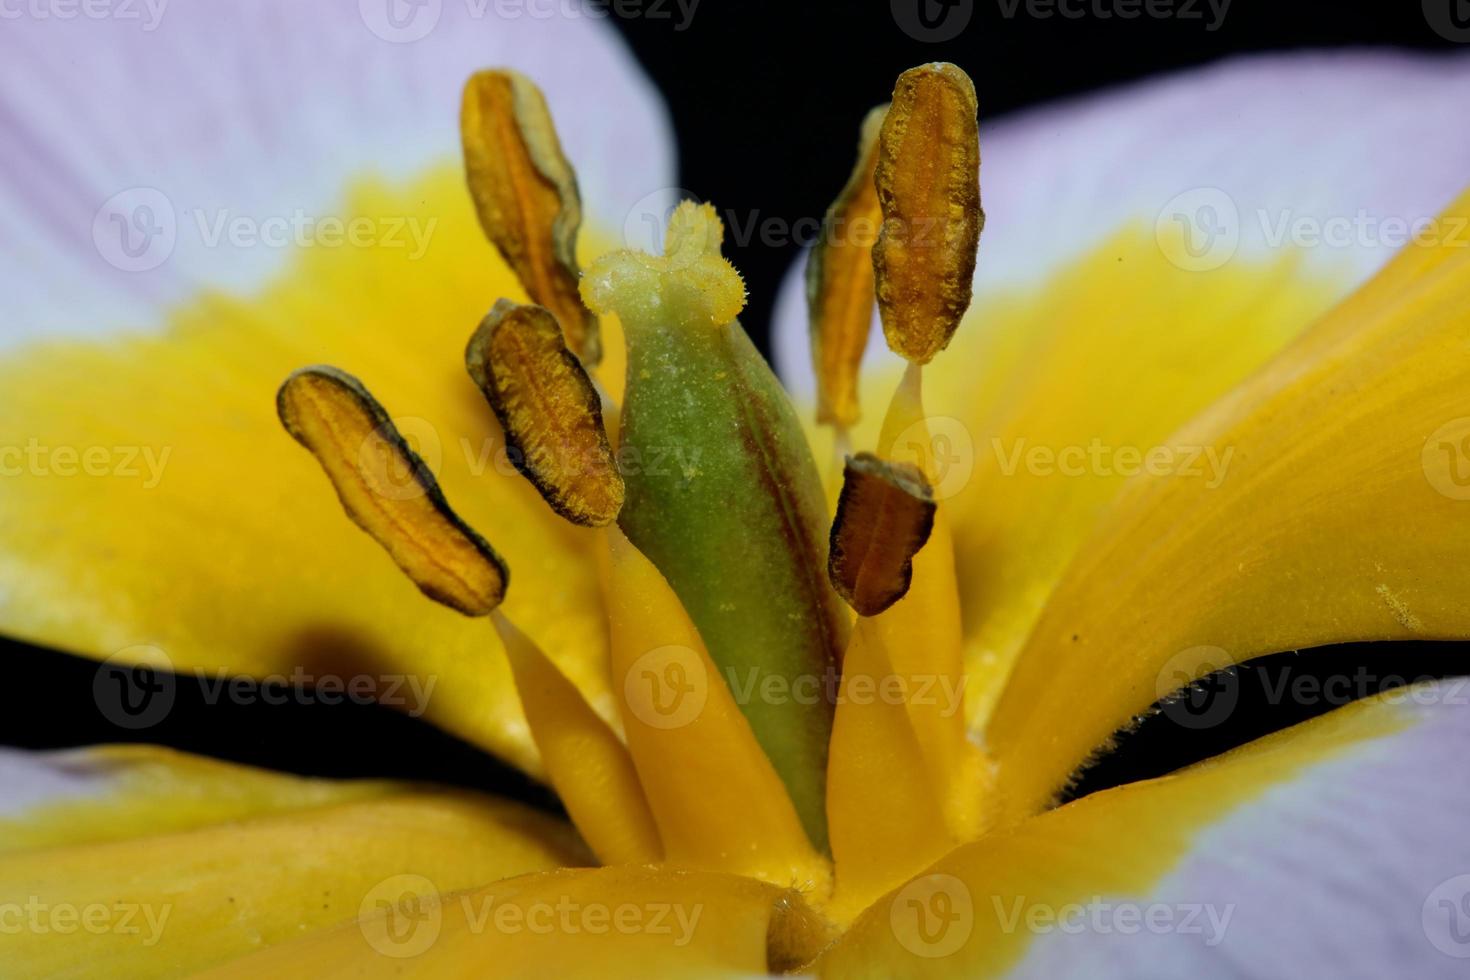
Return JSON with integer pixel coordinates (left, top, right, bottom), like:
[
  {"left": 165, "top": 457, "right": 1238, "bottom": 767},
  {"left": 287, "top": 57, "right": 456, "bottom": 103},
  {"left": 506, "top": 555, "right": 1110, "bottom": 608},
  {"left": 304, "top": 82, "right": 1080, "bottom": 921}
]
[
  {"left": 806, "top": 104, "right": 888, "bottom": 429},
  {"left": 461, "top": 69, "right": 601, "bottom": 364},
  {"left": 828, "top": 452, "right": 936, "bottom": 616},
  {"left": 277, "top": 366, "right": 508, "bottom": 616},
  {"left": 466, "top": 300, "right": 625, "bottom": 527},
  {"left": 872, "top": 62, "right": 983, "bottom": 365}
]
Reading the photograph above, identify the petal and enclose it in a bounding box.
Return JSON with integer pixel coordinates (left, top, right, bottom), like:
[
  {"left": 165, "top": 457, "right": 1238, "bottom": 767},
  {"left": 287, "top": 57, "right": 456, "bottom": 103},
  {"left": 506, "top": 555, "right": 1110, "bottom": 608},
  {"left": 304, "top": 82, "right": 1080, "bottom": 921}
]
[
  {"left": 0, "top": 745, "right": 587, "bottom": 978},
  {"left": 195, "top": 864, "right": 831, "bottom": 978},
  {"left": 0, "top": 2, "right": 674, "bottom": 773},
  {"left": 819, "top": 681, "right": 1470, "bottom": 979},
  {"left": 986, "top": 186, "right": 1470, "bottom": 820},
  {"left": 0, "top": 0, "right": 672, "bottom": 342},
  {"left": 771, "top": 52, "right": 1470, "bottom": 727}
]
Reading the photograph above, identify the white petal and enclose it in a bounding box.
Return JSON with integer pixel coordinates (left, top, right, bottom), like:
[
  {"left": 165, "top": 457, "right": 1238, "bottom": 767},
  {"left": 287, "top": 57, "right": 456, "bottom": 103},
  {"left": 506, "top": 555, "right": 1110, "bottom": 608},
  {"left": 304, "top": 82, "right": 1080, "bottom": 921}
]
[
  {"left": 0, "top": 747, "right": 113, "bottom": 816},
  {"left": 0, "top": 0, "right": 673, "bottom": 343},
  {"left": 1003, "top": 683, "right": 1470, "bottom": 979},
  {"left": 774, "top": 50, "right": 1470, "bottom": 397}
]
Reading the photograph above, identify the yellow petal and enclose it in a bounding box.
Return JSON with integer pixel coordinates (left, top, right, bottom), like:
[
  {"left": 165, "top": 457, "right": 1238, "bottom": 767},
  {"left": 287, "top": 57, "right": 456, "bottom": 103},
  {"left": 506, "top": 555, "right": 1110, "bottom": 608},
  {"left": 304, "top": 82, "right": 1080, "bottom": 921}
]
[
  {"left": 0, "top": 746, "right": 585, "bottom": 979},
  {"left": 818, "top": 684, "right": 1440, "bottom": 978},
  {"left": 604, "top": 529, "right": 824, "bottom": 888},
  {"left": 196, "top": 864, "right": 830, "bottom": 978},
  {"left": 0, "top": 168, "right": 627, "bottom": 776},
  {"left": 928, "top": 226, "right": 1348, "bottom": 729},
  {"left": 985, "top": 187, "right": 1470, "bottom": 821}
]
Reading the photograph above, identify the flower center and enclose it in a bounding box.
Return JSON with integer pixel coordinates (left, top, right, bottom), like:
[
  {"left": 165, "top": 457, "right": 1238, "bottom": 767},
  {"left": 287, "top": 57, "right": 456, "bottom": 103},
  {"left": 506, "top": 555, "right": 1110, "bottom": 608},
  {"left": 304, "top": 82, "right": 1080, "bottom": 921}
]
[{"left": 275, "top": 59, "right": 988, "bottom": 912}]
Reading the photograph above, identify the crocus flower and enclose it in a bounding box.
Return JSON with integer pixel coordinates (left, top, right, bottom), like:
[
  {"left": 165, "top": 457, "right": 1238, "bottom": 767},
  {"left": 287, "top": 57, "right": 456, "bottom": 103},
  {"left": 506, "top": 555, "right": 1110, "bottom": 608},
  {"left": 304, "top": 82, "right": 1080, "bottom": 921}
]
[{"left": 3, "top": 3, "right": 1470, "bottom": 978}]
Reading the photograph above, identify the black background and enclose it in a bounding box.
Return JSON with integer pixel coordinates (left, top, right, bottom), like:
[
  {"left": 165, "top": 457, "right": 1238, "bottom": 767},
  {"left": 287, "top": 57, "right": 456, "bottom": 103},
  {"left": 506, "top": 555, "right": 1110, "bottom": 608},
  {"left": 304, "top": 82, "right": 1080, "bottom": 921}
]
[{"left": 7, "top": 0, "right": 1468, "bottom": 812}]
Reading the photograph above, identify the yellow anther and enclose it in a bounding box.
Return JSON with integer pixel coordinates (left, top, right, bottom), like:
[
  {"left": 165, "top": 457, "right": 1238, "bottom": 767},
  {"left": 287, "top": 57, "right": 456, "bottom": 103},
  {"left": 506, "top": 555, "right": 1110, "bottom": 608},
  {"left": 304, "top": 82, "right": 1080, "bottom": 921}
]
[
  {"left": 873, "top": 62, "right": 983, "bottom": 364},
  {"left": 277, "top": 366, "right": 507, "bottom": 616},
  {"left": 466, "top": 300, "right": 623, "bottom": 527},
  {"left": 807, "top": 105, "right": 888, "bottom": 428},
  {"left": 461, "top": 69, "right": 601, "bottom": 363},
  {"left": 827, "top": 451, "right": 936, "bottom": 616}
]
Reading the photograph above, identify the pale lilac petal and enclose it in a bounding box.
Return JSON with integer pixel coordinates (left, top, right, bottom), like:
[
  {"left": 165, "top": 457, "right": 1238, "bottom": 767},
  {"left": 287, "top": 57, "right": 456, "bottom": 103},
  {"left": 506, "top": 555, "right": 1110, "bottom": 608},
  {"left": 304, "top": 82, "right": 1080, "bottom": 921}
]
[
  {"left": 0, "top": 747, "right": 115, "bottom": 816},
  {"left": 823, "top": 682, "right": 1470, "bottom": 979},
  {"left": 1001, "top": 683, "right": 1470, "bottom": 979},
  {"left": 0, "top": 0, "right": 673, "bottom": 343}
]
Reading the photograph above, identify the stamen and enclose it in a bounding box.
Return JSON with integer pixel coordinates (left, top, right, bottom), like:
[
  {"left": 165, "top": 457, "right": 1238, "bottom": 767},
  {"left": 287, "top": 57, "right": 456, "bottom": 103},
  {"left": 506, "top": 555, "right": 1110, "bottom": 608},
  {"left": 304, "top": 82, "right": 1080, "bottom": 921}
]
[
  {"left": 461, "top": 69, "right": 601, "bottom": 363},
  {"left": 827, "top": 452, "right": 936, "bottom": 616},
  {"left": 806, "top": 104, "right": 887, "bottom": 429},
  {"left": 872, "top": 62, "right": 983, "bottom": 364},
  {"left": 465, "top": 299, "right": 624, "bottom": 527},
  {"left": 277, "top": 366, "right": 507, "bottom": 616}
]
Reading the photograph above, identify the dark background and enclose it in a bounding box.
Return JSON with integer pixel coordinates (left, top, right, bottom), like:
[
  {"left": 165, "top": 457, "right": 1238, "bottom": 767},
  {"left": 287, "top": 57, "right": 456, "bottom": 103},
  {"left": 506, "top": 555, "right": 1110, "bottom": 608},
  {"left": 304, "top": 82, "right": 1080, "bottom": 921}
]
[
  {"left": 7, "top": 0, "right": 1468, "bottom": 812},
  {"left": 614, "top": 0, "right": 1465, "bottom": 340}
]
